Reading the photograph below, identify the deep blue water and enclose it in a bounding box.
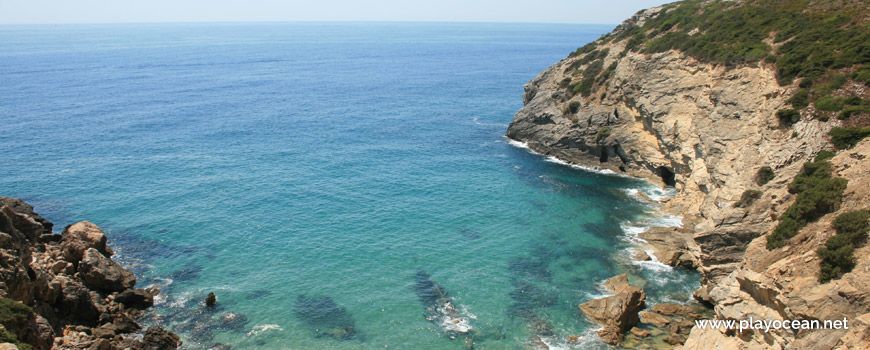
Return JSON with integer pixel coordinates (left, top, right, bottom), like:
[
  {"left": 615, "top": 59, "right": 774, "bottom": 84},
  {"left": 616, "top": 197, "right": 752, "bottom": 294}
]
[{"left": 0, "top": 22, "right": 698, "bottom": 349}]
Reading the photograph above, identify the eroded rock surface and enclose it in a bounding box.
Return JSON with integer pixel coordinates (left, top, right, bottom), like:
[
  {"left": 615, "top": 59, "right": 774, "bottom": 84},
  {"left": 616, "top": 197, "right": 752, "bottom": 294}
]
[{"left": 0, "top": 196, "right": 181, "bottom": 349}]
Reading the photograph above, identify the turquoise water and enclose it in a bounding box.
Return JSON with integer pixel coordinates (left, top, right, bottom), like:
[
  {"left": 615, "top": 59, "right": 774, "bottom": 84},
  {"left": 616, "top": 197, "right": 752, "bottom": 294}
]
[{"left": 0, "top": 22, "right": 699, "bottom": 349}]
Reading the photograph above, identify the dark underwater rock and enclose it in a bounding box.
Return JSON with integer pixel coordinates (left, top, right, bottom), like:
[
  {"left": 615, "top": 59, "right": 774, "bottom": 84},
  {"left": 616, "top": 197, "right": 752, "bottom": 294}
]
[
  {"left": 412, "top": 271, "right": 473, "bottom": 335},
  {"left": 293, "top": 295, "right": 357, "bottom": 340}
]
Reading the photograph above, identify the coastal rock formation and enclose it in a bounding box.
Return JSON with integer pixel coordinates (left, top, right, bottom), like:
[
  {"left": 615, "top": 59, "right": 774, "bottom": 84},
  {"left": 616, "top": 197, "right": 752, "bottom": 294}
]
[
  {"left": 579, "top": 274, "right": 646, "bottom": 344},
  {"left": 507, "top": 0, "right": 870, "bottom": 348},
  {"left": 0, "top": 196, "right": 180, "bottom": 349}
]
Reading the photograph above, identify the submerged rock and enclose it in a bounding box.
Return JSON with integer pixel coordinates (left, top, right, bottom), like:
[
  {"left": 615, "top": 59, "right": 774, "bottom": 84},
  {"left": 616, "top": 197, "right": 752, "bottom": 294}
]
[
  {"left": 412, "top": 271, "right": 473, "bottom": 335},
  {"left": 293, "top": 295, "right": 357, "bottom": 340}
]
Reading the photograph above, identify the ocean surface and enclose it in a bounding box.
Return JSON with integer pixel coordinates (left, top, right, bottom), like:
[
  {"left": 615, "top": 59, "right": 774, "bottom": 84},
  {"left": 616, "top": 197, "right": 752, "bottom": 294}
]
[{"left": 0, "top": 22, "right": 699, "bottom": 349}]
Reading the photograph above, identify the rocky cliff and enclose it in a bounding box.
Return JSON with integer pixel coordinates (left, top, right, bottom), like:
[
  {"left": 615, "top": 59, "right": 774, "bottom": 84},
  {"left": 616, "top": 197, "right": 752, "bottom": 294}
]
[
  {"left": 506, "top": 0, "right": 870, "bottom": 348},
  {"left": 0, "top": 197, "right": 181, "bottom": 349}
]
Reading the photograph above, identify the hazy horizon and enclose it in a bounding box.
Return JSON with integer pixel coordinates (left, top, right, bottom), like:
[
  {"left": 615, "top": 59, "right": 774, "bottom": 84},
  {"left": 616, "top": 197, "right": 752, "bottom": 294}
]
[{"left": 0, "top": 0, "right": 671, "bottom": 25}]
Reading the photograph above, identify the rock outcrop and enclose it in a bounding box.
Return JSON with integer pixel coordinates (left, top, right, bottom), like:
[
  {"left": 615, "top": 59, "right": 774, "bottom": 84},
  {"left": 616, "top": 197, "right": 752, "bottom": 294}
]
[
  {"left": 579, "top": 274, "right": 646, "bottom": 344},
  {"left": 0, "top": 196, "right": 181, "bottom": 349},
  {"left": 507, "top": 1, "right": 870, "bottom": 348}
]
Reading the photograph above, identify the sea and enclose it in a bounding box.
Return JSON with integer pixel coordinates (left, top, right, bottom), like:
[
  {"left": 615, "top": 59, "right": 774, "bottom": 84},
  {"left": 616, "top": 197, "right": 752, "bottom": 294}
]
[{"left": 0, "top": 22, "right": 699, "bottom": 349}]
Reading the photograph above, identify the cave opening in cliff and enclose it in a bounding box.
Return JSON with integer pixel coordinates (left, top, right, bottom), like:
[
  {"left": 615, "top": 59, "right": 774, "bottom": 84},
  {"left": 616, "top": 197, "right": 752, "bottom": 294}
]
[
  {"left": 658, "top": 166, "right": 676, "bottom": 187},
  {"left": 599, "top": 147, "right": 608, "bottom": 163}
]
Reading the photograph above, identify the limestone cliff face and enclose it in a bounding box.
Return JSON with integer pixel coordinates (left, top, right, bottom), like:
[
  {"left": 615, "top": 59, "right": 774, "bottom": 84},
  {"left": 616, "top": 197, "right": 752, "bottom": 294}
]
[{"left": 506, "top": 5, "right": 870, "bottom": 349}]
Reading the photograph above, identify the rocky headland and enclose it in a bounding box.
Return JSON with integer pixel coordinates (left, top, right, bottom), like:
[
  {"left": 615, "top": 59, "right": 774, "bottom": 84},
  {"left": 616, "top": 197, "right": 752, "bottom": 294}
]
[
  {"left": 0, "top": 197, "right": 181, "bottom": 349},
  {"left": 507, "top": 0, "right": 870, "bottom": 348}
]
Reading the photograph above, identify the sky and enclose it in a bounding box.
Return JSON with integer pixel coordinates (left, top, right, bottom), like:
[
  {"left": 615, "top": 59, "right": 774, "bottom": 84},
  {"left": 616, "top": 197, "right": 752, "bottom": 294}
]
[{"left": 0, "top": 0, "right": 673, "bottom": 25}]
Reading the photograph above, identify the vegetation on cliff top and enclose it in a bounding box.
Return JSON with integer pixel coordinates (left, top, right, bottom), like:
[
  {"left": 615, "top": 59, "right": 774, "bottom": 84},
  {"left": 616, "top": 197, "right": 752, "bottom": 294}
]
[{"left": 565, "top": 0, "right": 870, "bottom": 124}]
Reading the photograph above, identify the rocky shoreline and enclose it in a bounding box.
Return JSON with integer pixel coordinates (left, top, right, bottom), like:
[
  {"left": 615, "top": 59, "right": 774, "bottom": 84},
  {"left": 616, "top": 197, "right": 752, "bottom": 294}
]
[
  {"left": 0, "top": 197, "right": 181, "bottom": 349},
  {"left": 506, "top": 1, "right": 870, "bottom": 348}
]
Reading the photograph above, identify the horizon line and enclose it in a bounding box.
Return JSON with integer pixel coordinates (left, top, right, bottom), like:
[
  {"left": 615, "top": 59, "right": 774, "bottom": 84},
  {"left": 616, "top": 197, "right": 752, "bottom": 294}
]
[{"left": 0, "top": 19, "right": 619, "bottom": 27}]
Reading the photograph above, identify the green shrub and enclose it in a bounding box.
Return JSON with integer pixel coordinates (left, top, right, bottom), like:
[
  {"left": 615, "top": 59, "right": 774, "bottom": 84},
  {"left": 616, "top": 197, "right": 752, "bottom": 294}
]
[
  {"left": 595, "top": 127, "right": 611, "bottom": 143},
  {"left": 829, "top": 127, "right": 870, "bottom": 149},
  {"left": 767, "top": 159, "right": 848, "bottom": 250},
  {"left": 0, "top": 297, "right": 32, "bottom": 326},
  {"left": 756, "top": 166, "right": 775, "bottom": 185},
  {"left": 814, "top": 95, "right": 844, "bottom": 112},
  {"left": 819, "top": 210, "right": 870, "bottom": 282},
  {"left": 788, "top": 90, "right": 810, "bottom": 109},
  {"left": 734, "top": 189, "right": 763, "bottom": 208},
  {"left": 568, "top": 101, "right": 582, "bottom": 114},
  {"left": 833, "top": 210, "right": 870, "bottom": 240},
  {"left": 799, "top": 78, "right": 814, "bottom": 88},
  {"left": 838, "top": 105, "right": 870, "bottom": 120},
  {"left": 814, "top": 150, "right": 835, "bottom": 162},
  {"left": 776, "top": 109, "right": 801, "bottom": 125},
  {"left": 852, "top": 64, "right": 870, "bottom": 85},
  {"left": 0, "top": 297, "right": 34, "bottom": 350},
  {"left": 843, "top": 97, "right": 862, "bottom": 105},
  {"left": 559, "top": 77, "right": 572, "bottom": 88},
  {"left": 0, "top": 328, "right": 32, "bottom": 350}
]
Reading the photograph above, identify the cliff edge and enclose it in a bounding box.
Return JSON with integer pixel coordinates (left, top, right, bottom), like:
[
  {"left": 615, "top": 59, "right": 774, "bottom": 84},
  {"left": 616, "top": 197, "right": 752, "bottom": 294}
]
[{"left": 507, "top": 0, "right": 870, "bottom": 348}]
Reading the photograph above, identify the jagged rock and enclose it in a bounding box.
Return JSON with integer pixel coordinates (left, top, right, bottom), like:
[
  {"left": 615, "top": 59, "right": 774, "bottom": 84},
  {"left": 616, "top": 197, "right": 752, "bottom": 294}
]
[
  {"left": 632, "top": 249, "right": 651, "bottom": 261},
  {"left": 78, "top": 248, "right": 135, "bottom": 292},
  {"left": 0, "top": 197, "right": 180, "bottom": 349},
  {"left": 61, "top": 221, "right": 112, "bottom": 263},
  {"left": 115, "top": 289, "right": 154, "bottom": 309},
  {"left": 580, "top": 274, "right": 646, "bottom": 345},
  {"left": 0, "top": 344, "right": 18, "bottom": 350},
  {"left": 143, "top": 327, "right": 181, "bottom": 350},
  {"left": 57, "top": 278, "right": 100, "bottom": 326}
]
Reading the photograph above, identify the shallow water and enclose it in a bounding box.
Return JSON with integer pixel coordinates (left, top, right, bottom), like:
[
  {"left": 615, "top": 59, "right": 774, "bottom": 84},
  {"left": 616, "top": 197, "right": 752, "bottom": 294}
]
[{"left": 0, "top": 22, "right": 699, "bottom": 349}]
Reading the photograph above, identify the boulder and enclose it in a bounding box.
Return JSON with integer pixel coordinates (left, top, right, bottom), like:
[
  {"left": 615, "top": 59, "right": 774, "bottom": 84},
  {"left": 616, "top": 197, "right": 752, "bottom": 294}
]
[
  {"left": 61, "top": 221, "right": 112, "bottom": 263},
  {"left": 630, "top": 327, "right": 652, "bottom": 338},
  {"left": 0, "top": 197, "right": 51, "bottom": 240},
  {"left": 57, "top": 279, "right": 100, "bottom": 326},
  {"left": 78, "top": 248, "right": 135, "bottom": 292},
  {"left": 115, "top": 289, "right": 154, "bottom": 309},
  {"left": 633, "top": 249, "right": 652, "bottom": 261},
  {"left": 597, "top": 325, "right": 624, "bottom": 345},
  {"left": 143, "top": 327, "right": 181, "bottom": 350},
  {"left": 639, "top": 311, "right": 671, "bottom": 327},
  {"left": 205, "top": 292, "right": 216, "bottom": 307}
]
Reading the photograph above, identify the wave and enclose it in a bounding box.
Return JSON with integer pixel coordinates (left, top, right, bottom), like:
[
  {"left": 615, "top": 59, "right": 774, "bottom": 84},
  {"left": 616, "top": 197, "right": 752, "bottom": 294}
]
[
  {"left": 472, "top": 116, "right": 509, "bottom": 128},
  {"left": 247, "top": 324, "right": 283, "bottom": 337}
]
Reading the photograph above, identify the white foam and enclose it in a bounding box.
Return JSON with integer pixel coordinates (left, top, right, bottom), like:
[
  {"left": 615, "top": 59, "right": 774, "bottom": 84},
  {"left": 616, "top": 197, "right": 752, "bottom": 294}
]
[
  {"left": 505, "top": 137, "right": 629, "bottom": 177},
  {"left": 247, "top": 324, "right": 283, "bottom": 337},
  {"left": 619, "top": 214, "right": 683, "bottom": 272},
  {"left": 472, "top": 116, "right": 509, "bottom": 128}
]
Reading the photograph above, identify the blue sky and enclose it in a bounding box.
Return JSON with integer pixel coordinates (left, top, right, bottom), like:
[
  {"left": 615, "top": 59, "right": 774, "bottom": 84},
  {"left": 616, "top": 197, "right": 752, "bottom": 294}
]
[{"left": 0, "top": 0, "right": 672, "bottom": 25}]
